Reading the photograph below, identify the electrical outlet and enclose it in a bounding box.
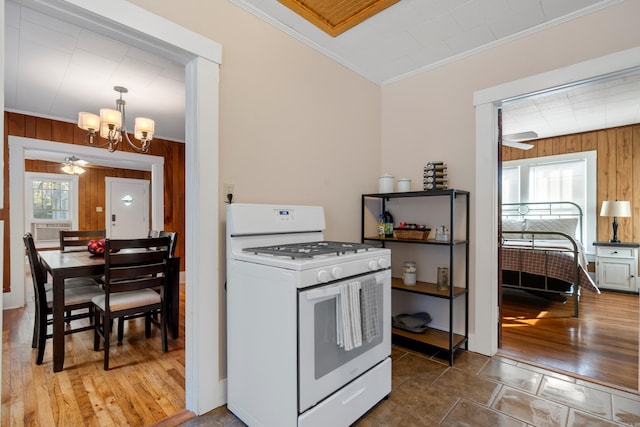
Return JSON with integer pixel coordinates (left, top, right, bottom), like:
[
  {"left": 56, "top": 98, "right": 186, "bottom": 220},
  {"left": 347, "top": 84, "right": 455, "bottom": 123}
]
[{"left": 224, "top": 183, "right": 234, "bottom": 203}]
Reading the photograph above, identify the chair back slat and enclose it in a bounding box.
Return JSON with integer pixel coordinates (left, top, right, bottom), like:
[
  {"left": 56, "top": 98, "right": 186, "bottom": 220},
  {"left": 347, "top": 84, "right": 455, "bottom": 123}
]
[
  {"left": 103, "top": 237, "right": 171, "bottom": 297},
  {"left": 107, "top": 274, "right": 165, "bottom": 294},
  {"left": 107, "top": 250, "right": 167, "bottom": 267},
  {"left": 60, "top": 229, "right": 106, "bottom": 251},
  {"left": 109, "top": 262, "right": 166, "bottom": 281}
]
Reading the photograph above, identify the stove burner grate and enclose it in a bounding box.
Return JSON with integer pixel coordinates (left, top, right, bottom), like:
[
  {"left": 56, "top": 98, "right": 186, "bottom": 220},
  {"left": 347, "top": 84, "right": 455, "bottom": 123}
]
[{"left": 243, "top": 241, "right": 375, "bottom": 259}]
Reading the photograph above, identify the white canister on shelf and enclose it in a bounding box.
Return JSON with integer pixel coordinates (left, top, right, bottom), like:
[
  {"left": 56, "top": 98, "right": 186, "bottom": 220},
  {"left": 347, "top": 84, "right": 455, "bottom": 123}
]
[
  {"left": 402, "top": 261, "right": 417, "bottom": 286},
  {"left": 378, "top": 174, "right": 394, "bottom": 193},
  {"left": 397, "top": 178, "right": 411, "bottom": 192}
]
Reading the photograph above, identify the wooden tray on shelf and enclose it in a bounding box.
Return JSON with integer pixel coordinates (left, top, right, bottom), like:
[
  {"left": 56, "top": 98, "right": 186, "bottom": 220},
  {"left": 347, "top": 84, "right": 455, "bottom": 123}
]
[{"left": 393, "top": 228, "right": 431, "bottom": 240}]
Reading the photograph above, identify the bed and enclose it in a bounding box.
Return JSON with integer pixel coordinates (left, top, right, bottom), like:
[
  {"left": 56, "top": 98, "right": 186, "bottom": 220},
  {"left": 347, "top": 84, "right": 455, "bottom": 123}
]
[{"left": 501, "top": 202, "right": 600, "bottom": 317}]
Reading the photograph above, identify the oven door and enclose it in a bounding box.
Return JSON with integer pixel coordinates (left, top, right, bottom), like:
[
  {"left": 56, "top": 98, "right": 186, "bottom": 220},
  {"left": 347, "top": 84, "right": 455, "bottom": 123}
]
[{"left": 298, "top": 269, "right": 391, "bottom": 413}]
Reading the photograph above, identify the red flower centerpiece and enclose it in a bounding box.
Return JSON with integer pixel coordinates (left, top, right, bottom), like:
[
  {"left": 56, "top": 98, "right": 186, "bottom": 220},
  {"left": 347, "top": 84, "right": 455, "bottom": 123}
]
[{"left": 87, "top": 239, "right": 106, "bottom": 256}]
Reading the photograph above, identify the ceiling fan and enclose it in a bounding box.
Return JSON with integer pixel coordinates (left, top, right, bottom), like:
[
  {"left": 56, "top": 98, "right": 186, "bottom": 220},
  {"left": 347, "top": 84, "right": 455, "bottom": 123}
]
[{"left": 503, "top": 131, "right": 539, "bottom": 150}]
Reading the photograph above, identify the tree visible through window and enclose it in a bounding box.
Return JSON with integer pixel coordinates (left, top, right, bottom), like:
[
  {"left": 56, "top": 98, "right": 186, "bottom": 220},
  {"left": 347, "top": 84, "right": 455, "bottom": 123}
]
[{"left": 31, "top": 178, "right": 72, "bottom": 220}]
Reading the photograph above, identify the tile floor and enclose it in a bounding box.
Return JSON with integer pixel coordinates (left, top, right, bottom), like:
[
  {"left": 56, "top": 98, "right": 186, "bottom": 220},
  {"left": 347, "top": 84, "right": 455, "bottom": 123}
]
[{"left": 179, "top": 346, "right": 640, "bottom": 427}]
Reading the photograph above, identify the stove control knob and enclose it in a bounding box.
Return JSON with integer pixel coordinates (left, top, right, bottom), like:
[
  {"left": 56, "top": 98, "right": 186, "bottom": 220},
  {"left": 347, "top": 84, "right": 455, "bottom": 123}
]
[
  {"left": 331, "top": 267, "right": 343, "bottom": 279},
  {"left": 377, "top": 258, "right": 389, "bottom": 269},
  {"left": 368, "top": 260, "right": 379, "bottom": 270},
  {"left": 317, "top": 270, "right": 330, "bottom": 283}
]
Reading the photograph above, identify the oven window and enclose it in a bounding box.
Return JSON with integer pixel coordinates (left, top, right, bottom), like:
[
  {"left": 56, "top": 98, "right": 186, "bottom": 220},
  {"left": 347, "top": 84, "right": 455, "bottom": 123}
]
[{"left": 313, "top": 281, "right": 384, "bottom": 379}]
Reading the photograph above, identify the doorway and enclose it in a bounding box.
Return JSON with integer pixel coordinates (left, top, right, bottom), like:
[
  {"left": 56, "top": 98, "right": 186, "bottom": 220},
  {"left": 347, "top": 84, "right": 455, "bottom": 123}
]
[
  {"left": 472, "top": 46, "right": 640, "bottom": 376},
  {"left": 1, "top": 0, "right": 222, "bottom": 414},
  {"left": 476, "top": 59, "right": 638, "bottom": 390}
]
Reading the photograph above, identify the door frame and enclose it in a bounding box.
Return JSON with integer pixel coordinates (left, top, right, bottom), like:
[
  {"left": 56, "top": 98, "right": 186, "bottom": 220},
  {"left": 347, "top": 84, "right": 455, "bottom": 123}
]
[
  {"left": 105, "top": 177, "right": 151, "bottom": 238},
  {"left": 472, "top": 46, "right": 640, "bottom": 358},
  {"left": 8, "top": 136, "right": 164, "bottom": 309},
  {"left": 1, "top": 0, "right": 224, "bottom": 414}
]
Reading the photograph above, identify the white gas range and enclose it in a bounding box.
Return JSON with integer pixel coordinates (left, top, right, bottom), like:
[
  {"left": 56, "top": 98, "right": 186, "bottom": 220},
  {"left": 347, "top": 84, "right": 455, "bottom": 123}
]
[{"left": 226, "top": 203, "right": 391, "bottom": 427}]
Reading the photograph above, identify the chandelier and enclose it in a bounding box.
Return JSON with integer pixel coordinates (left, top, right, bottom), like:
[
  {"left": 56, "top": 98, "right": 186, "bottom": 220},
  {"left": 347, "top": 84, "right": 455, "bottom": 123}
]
[
  {"left": 77, "top": 86, "right": 155, "bottom": 153},
  {"left": 61, "top": 156, "right": 87, "bottom": 175}
]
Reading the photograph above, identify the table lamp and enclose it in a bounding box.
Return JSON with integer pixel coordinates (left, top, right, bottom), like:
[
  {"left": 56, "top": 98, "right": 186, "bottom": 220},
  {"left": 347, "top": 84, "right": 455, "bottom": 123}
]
[{"left": 600, "top": 200, "right": 631, "bottom": 243}]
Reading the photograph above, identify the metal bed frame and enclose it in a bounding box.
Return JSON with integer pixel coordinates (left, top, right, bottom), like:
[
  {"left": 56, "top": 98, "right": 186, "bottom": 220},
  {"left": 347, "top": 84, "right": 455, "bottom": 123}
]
[{"left": 501, "top": 201, "right": 584, "bottom": 317}]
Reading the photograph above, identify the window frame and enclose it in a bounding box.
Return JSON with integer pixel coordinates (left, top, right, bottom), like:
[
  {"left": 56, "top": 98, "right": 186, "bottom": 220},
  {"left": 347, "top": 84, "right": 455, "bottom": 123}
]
[
  {"left": 502, "top": 151, "right": 597, "bottom": 253},
  {"left": 24, "top": 172, "right": 79, "bottom": 247}
]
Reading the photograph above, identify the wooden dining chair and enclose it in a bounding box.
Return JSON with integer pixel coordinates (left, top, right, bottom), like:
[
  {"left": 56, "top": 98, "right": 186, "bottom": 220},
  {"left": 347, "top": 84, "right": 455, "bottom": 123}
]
[
  {"left": 158, "top": 231, "right": 178, "bottom": 257},
  {"left": 92, "top": 237, "right": 171, "bottom": 370},
  {"left": 58, "top": 229, "right": 105, "bottom": 322},
  {"left": 114, "top": 232, "right": 177, "bottom": 342},
  {"left": 59, "top": 229, "right": 106, "bottom": 252},
  {"left": 24, "top": 233, "right": 104, "bottom": 365},
  {"left": 59, "top": 229, "right": 106, "bottom": 288}
]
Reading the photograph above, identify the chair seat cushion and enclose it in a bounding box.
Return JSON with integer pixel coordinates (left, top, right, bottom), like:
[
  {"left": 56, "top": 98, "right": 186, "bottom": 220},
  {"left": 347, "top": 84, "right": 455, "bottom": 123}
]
[
  {"left": 46, "top": 285, "right": 104, "bottom": 307},
  {"left": 64, "top": 277, "right": 99, "bottom": 288},
  {"left": 92, "top": 289, "right": 160, "bottom": 312}
]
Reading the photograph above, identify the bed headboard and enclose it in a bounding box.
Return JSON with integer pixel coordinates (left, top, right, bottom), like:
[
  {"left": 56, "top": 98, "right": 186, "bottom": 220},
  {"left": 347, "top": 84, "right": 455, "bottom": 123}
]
[{"left": 502, "top": 201, "right": 584, "bottom": 242}]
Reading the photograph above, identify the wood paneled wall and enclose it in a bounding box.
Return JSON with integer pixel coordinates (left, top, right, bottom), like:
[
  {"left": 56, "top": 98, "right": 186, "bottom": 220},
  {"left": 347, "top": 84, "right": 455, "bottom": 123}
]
[
  {"left": 502, "top": 123, "right": 640, "bottom": 244},
  {"left": 3, "top": 112, "right": 185, "bottom": 293},
  {"left": 25, "top": 160, "right": 151, "bottom": 230}
]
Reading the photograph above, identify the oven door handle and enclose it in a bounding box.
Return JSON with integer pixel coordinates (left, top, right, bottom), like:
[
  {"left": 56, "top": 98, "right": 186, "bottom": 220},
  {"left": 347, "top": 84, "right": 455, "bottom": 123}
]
[
  {"left": 304, "top": 273, "right": 385, "bottom": 301},
  {"left": 305, "top": 286, "right": 342, "bottom": 301}
]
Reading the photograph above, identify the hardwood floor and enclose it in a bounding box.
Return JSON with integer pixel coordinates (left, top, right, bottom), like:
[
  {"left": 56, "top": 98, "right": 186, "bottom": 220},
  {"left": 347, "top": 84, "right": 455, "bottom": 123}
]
[
  {"left": 499, "top": 287, "right": 639, "bottom": 392},
  {"left": 1, "top": 284, "right": 187, "bottom": 426}
]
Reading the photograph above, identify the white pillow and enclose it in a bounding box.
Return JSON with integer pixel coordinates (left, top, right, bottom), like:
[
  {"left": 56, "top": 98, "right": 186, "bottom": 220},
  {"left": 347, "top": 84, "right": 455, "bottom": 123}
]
[
  {"left": 502, "top": 219, "right": 525, "bottom": 239},
  {"left": 524, "top": 218, "right": 579, "bottom": 240}
]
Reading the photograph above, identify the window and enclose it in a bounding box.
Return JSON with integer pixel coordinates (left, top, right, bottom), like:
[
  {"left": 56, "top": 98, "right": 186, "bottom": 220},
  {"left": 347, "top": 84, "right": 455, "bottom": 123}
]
[
  {"left": 31, "top": 178, "right": 72, "bottom": 219},
  {"left": 502, "top": 151, "right": 597, "bottom": 252},
  {"left": 501, "top": 165, "right": 520, "bottom": 204},
  {"left": 25, "top": 173, "right": 79, "bottom": 247}
]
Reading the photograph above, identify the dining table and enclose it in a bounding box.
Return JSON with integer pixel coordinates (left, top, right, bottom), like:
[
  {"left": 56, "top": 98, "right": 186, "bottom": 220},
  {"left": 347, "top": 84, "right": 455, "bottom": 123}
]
[{"left": 38, "top": 249, "right": 181, "bottom": 372}]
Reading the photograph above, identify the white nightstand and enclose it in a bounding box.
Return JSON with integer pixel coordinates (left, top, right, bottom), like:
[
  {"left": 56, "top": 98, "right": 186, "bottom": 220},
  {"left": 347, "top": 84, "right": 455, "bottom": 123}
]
[{"left": 594, "top": 242, "right": 639, "bottom": 293}]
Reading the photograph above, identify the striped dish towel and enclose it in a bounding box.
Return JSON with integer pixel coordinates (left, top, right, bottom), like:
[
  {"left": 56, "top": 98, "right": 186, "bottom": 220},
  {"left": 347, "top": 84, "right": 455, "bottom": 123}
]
[{"left": 360, "top": 277, "right": 380, "bottom": 343}]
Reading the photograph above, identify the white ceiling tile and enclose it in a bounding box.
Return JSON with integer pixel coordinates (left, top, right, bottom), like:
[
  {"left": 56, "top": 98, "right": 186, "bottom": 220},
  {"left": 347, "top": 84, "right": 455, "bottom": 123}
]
[
  {"left": 76, "top": 29, "right": 129, "bottom": 62},
  {"left": 489, "top": 2, "right": 546, "bottom": 39},
  {"left": 19, "top": 6, "right": 82, "bottom": 38},
  {"left": 445, "top": 25, "right": 496, "bottom": 53},
  {"left": 407, "top": 15, "right": 463, "bottom": 45},
  {"left": 540, "top": 0, "right": 605, "bottom": 18},
  {"left": 5, "top": 2, "right": 20, "bottom": 29},
  {"left": 359, "top": 1, "right": 418, "bottom": 34},
  {"left": 19, "top": 18, "right": 77, "bottom": 54},
  {"left": 409, "top": 41, "right": 454, "bottom": 68},
  {"left": 410, "top": 0, "right": 474, "bottom": 19},
  {"left": 450, "top": 0, "right": 510, "bottom": 31},
  {"left": 69, "top": 50, "right": 119, "bottom": 79}
]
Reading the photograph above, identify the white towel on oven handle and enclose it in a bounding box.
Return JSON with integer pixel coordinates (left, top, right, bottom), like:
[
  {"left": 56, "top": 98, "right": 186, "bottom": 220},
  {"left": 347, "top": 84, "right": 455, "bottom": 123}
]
[
  {"left": 350, "top": 281, "right": 362, "bottom": 348},
  {"left": 336, "top": 281, "right": 362, "bottom": 351}
]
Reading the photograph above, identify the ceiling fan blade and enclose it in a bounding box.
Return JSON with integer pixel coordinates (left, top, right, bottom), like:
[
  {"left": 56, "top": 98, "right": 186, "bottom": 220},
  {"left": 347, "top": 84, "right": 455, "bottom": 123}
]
[
  {"left": 503, "top": 140, "right": 534, "bottom": 150},
  {"left": 503, "top": 131, "right": 538, "bottom": 142}
]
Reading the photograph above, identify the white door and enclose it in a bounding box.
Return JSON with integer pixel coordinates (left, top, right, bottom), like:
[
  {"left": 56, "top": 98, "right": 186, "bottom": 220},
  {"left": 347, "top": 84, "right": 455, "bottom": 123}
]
[{"left": 106, "top": 177, "right": 150, "bottom": 238}]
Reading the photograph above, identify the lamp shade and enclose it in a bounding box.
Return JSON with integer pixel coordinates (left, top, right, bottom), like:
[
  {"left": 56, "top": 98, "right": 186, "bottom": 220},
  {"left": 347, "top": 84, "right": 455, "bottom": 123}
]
[
  {"left": 77, "top": 112, "right": 100, "bottom": 131},
  {"left": 99, "top": 108, "right": 122, "bottom": 127},
  {"left": 600, "top": 200, "right": 631, "bottom": 217},
  {"left": 134, "top": 117, "right": 155, "bottom": 140}
]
